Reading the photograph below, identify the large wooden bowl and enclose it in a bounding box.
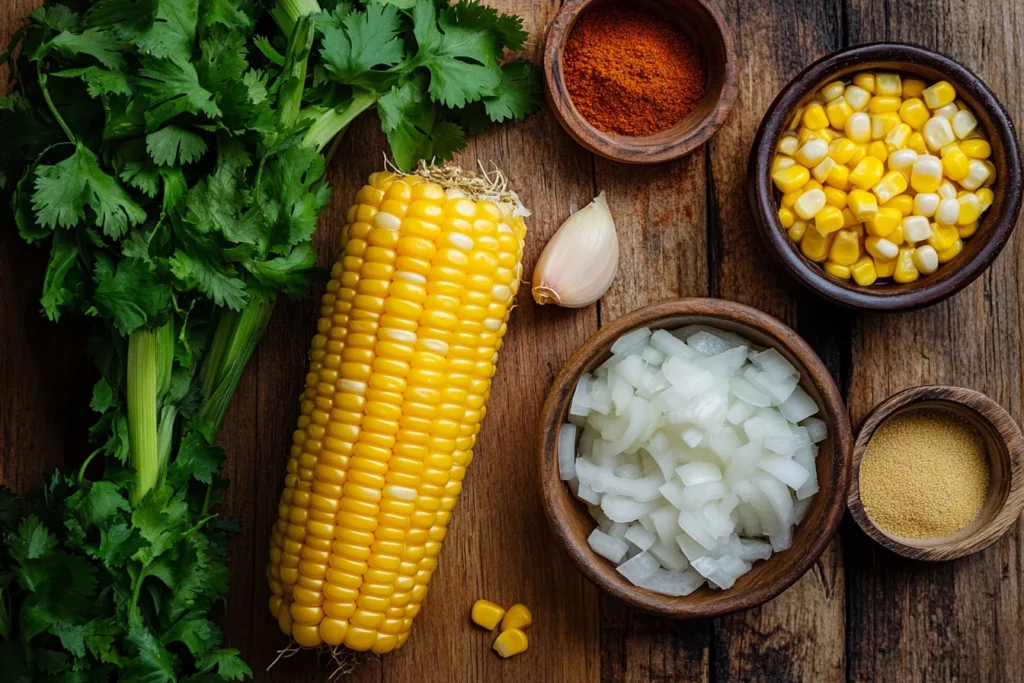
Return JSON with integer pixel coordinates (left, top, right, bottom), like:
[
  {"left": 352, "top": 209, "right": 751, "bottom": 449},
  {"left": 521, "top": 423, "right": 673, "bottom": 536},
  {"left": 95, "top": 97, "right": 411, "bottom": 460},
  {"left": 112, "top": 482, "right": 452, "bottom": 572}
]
[
  {"left": 543, "top": 0, "right": 738, "bottom": 164},
  {"left": 537, "top": 299, "right": 853, "bottom": 618},
  {"left": 848, "top": 385, "right": 1024, "bottom": 561},
  {"left": 748, "top": 43, "right": 1023, "bottom": 312}
]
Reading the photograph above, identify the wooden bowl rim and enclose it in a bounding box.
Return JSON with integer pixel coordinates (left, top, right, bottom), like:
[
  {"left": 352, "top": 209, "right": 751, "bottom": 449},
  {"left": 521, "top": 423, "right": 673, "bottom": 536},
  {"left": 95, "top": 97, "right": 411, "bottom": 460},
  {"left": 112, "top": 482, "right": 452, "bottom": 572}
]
[
  {"left": 536, "top": 298, "right": 853, "bottom": 618},
  {"left": 847, "top": 385, "right": 1024, "bottom": 561},
  {"left": 542, "top": 0, "right": 739, "bottom": 164},
  {"left": 747, "top": 42, "right": 1024, "bottom": 312}
]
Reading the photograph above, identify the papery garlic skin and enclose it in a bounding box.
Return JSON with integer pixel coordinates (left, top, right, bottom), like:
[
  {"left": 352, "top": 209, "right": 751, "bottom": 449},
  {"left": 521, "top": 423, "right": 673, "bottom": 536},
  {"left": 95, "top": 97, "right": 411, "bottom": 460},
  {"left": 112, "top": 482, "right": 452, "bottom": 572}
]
[{"left": 532, "top": 192, "right": 619, "bottom": 308}]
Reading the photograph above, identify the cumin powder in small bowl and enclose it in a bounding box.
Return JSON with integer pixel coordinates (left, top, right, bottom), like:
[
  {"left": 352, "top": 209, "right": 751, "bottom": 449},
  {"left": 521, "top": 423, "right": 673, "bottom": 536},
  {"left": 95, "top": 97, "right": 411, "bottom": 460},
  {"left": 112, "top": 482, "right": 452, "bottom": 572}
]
[
  {"left": 859, "top": 408, "right": 990, "bottom": 539},
  {"left": 562, "top": 5, "right": 706, "bottom": 137}
]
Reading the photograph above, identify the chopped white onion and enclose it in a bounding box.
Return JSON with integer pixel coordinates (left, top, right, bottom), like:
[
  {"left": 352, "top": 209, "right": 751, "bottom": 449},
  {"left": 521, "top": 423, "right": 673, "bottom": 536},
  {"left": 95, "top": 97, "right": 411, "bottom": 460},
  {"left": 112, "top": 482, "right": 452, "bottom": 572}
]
[
  {"left": 567, "top": 325, "right": 826, "bottom": 596},
  {"left": 588, "top": 529, "right": 629, "bottom": 563},
  {"left": 625, "top": 523, "right": 656, "bottom": 551},
  {"left": 616, "top": 551, "right": 661, "bottom": 584},
  {"left": 558, "top": 423, "right": 578, "bottom": 481}
]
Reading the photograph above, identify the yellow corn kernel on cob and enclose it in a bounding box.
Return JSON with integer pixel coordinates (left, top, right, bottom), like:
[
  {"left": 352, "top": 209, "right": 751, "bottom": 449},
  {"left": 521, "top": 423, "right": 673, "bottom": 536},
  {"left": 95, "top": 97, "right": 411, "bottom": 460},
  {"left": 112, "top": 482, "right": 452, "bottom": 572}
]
[{"left": 267, "top": 165, "right": 527, "bottom": 654}]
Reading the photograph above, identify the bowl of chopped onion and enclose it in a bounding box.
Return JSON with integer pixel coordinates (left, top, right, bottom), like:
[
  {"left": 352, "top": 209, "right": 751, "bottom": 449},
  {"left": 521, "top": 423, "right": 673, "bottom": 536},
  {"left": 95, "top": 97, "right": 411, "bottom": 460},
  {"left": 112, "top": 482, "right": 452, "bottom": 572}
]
[{"left": 537, "top": 298, "right": 853, "bottom": 618}]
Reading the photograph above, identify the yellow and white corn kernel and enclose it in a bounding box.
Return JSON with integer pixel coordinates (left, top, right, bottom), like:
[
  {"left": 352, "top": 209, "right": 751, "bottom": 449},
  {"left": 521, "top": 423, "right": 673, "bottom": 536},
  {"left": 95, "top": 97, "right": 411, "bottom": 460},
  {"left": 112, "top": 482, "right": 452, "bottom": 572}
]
[
  {"left": 472, "top": 600, "right": 506, "bottom": 630},
  {"left": 912, "top": 245, "right": 939, "bottom": 274},
  {"left": 794, "top": 189, "right": 827, "bottom": 220},
  {"left": 493, "top": 628, "right": 529, "bottom": 658},
  {"left": 922, "top": 81, "right": 956, "bottom": 109},
  {"left": 893, "top": 247, "right": 920, "bottom": 283},
  {"left": 902, "top": 215, "right": 931, "bottom": 243},
  {"left": 923, "top": 117, "right": 955, "bottom": 150},
  {"left": 913, "top": 193, "right": 940, "bottom": 218},
  {"left": 500, "top": 604, "right": 533, "bottom": 631}
]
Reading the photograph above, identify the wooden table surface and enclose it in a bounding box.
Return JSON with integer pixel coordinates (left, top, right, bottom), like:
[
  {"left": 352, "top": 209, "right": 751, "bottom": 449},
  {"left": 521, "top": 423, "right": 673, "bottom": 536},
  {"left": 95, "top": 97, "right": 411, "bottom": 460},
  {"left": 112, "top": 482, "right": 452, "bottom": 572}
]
[{"left": 2, "top": 0, "right": 1023, "bottom": 681}]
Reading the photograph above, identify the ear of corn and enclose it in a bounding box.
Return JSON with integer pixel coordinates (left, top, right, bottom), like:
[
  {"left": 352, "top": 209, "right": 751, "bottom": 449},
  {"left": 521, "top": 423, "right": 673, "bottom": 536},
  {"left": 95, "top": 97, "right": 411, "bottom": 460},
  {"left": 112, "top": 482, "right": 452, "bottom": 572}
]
[{"left": 267, "top": 166, "right": 527, "bottom": 653}]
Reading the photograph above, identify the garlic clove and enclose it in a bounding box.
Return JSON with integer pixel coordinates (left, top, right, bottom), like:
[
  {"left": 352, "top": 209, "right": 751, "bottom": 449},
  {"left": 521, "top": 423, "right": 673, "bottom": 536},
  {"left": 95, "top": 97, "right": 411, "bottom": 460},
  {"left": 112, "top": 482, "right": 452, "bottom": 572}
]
[{"left": 532, "top": 192, "right": 619, "bottom": 308}]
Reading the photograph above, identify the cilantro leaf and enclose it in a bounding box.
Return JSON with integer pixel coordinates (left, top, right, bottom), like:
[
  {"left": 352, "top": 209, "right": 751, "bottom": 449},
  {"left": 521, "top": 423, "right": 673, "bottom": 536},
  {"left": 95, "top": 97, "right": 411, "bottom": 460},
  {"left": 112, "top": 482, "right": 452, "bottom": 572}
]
[
  {"left": 131, "top": 485, "right": 190, "bottom": 563},
  {"left": 197, "top": 649, "right": 251, "bottom": 681},
  {"left": 161, "top": 617, "right": 217, "bottom": 659},
  {"left": 86, "top": 0, "right": 158, "bottom": 34},
  {"left": 48, "top": 28, "right": 127, "bottom": 70},
  {"left": 320, "top": 3, "right": 405, "bottom": 88},
  {"left": 33, "top": 144, "right": 147, "bottom": 238},
  {"left": 411, "top": 2, "right": 502, "bottom": 108},
  {"left": 245, "top": 243, "right": 320, "bottom": 298},
  {"left": 91, "top": 378, "right": 118, "bottom": 413},
  {"left": 379, "top": 78, "right": 466, "bottom": 171},
  {"left": 135, "top": 0, "right": 198, "bottom": 60},
  {"left": 198, "top": 0, "right": 253, "bottom": 31},
  {"left": 52, "top": 67, "right": 132, "bottom": 98},
  {"left": 449, "top": 0, "right": 528, "bottom": 52},
  {"left": 166, "top": 432, "right": 224, "bottom": 489},
  {"left": 40, "top": 230, "right": 81, "bottom": 321},
  {"left": 123, "top": 625, "right": 177, "bottom": 683},
  {"left": 483, "top": 59, "right": 542, "bottom": 123},
  {"left": 120, "top": 161, "right": 162, "bottom": 198},
  {"left": 137, "top": 56, "right": 222, "bottom": 127},
  {"left": 90, "top": 521, "right": 144, "bottom": 569},
  {"left": 169, "top": 249, "right": 248, "bottom": 310},
  {"left": 146, "top": 125, "right": 208, "bottom": 166},
  {"left": 7, "top": 517, "right": 57, "bottom": 563},
  {"left": 92, "top": 258, "right": 172, "bottom": 335},
  {"left": 65, "top": 480, "right": 131, "bottom": 528}
]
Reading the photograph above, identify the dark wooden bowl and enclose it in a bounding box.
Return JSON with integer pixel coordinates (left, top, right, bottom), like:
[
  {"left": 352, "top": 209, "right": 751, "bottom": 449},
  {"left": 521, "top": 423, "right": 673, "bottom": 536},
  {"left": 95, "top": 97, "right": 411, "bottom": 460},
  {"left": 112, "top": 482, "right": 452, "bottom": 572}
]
[
  {"left": 543, "top": 0, "right": 738, "bottom": 164},
  {"left": 748, "top": 43, "right": 1024, "bottom": 312},
  {"left": 848, "top": 385, "right": 1024, "bottom": 561},
  {"left": 536, "top": 298, "right": 853, "bottom": 618}
]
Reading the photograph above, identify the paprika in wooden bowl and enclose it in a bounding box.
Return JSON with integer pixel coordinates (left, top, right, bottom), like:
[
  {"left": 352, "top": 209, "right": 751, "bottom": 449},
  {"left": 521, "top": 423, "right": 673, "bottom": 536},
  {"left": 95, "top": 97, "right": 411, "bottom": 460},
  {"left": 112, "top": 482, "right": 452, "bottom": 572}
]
[{"left": 543, "top": 0, "right": 738, "bottom": 164}]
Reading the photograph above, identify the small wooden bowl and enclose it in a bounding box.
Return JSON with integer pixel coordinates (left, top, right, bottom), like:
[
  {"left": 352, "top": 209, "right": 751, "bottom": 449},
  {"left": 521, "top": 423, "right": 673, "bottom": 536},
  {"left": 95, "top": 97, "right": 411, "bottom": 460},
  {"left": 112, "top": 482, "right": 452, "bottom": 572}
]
[
  {"left": 543, "top": 0, "right": 738, "bottom": 164},
  {"left": 537, "top": 298, "right": 853, "bottom": 618},
  {"left": 748, "top": 43, "right": 1024, "bottom": 312},
  {"left": 848, "top": 385, "right": 1024, "bottom": 561}
]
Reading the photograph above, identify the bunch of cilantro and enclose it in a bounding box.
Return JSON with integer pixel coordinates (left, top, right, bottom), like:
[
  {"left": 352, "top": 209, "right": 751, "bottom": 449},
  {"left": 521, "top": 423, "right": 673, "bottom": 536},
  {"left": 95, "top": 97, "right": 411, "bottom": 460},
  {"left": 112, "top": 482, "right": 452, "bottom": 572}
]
[
  {"left": 269, "top": 0, "right": 542, "bottom": 169},
  {"left": 0, "top": 0, "right": 539, "bottom": 681}
]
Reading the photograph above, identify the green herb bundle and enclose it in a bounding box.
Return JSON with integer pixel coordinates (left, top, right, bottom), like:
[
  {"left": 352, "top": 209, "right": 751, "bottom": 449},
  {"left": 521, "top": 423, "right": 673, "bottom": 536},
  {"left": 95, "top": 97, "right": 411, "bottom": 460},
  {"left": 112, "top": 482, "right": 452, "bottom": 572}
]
[{"left": 0, "top": 0, "right": 540, "bottom": 680}]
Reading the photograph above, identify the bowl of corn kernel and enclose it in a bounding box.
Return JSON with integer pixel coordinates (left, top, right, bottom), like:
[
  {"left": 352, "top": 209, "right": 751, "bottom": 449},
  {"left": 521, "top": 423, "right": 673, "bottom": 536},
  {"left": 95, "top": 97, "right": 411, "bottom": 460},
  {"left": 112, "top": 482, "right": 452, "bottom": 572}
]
[{"left": 749, "top": 43, "right": 1022, "bottom": 312}]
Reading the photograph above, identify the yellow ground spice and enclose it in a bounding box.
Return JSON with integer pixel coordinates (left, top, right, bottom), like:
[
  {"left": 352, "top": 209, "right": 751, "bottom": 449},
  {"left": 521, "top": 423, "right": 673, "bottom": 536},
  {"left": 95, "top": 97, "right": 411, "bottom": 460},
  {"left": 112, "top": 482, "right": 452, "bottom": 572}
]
[{"left": 859, "top": 408, "right": 989, "bottom": 539}]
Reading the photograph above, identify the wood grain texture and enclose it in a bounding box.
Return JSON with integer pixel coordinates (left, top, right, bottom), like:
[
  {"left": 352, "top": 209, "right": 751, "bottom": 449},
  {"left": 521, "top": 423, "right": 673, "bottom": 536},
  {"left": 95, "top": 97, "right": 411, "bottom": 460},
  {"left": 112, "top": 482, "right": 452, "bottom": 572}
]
[
  {"left": 844, "top": 0, "right": 1024, "bottom": 681},
  {"left": 2, "top": 0, "right": 1023, "bottom": 681},
  {"left": 847, "top": 386, "right": 1024, "bottom": 562},
  {"left": 709, "top": 1, "right": 847, "bottom": 681},
  {"left": 595, "top": 140, "right": 711, "bottom": 683}
]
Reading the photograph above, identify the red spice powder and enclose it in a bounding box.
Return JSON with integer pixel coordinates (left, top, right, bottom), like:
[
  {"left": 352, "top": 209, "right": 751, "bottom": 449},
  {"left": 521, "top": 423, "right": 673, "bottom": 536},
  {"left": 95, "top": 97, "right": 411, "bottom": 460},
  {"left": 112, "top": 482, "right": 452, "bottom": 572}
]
[{"left": 563, "top": 5, "right": 706, "bottom": 137}]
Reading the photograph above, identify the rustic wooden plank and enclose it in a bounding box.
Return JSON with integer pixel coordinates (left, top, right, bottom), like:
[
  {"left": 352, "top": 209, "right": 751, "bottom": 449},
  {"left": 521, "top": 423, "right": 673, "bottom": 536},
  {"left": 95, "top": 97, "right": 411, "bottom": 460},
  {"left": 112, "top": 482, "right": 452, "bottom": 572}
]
[
  {"left": 707, "top": 1, "right": 847, "bottom": 681},
  {"left": 244, "top": 111, "right": 388, "bottom": 682},
  {"left": 843, "top": 0, "right": 1024, "bottom": 680},
  {"left": 380, "top": 2, "right": 602, "bottom": 680},
  {"left": 595, "top": 147, "right": 712, "bottom": 683},
  {"left": 0, "top": 1, "right": 93, "bottom": 491}
]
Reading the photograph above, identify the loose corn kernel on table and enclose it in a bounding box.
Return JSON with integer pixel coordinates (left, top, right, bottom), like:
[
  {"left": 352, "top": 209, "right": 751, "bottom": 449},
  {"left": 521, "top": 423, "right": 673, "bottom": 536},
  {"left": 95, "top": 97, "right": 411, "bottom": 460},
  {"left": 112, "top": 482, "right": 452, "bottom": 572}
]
[{"left": 2, "top": 0, "right": 1022, "bottom": 681}]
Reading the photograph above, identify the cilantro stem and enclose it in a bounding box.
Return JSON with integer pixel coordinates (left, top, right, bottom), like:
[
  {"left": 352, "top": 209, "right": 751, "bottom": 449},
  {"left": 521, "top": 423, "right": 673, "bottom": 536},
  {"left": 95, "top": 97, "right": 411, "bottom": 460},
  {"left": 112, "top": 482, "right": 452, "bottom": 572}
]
[
  {"left": 272, "top": 0, "right": 322, "bottom": 34},
  {"left": 278, "top": 14, "right": 316, "bottom": 130},
  {"left": 128, "top": 329, "right": 159, "bottom": 505},
  {"left": 156, "top": 404, "right": 179, "bottom": 476},
  {"left": 36, "top": 65, "right": 76, "bottom": 144},
  {"left": 302, "top": 91, "right": 377, "bottom": 155},
  {"left": 195, "top": 296, "right": 275, "bottom": 441},
  {"left": 77, "top": 446, "right": 104, "bottom": 483}
]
